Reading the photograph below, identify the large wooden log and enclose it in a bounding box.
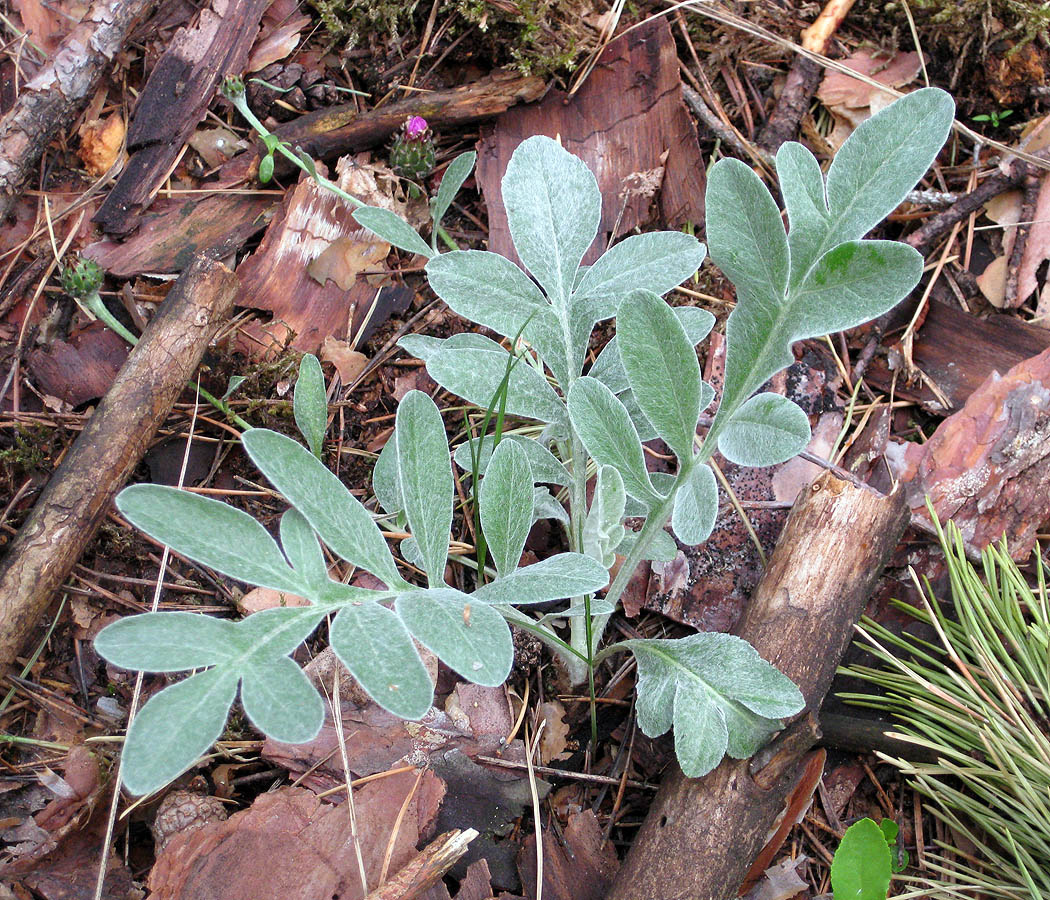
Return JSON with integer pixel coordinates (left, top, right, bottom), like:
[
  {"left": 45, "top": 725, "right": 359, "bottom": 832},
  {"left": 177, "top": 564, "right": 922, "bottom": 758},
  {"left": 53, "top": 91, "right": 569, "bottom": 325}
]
[
  {"left": 0, "top": 256, "right": 237, "bottom": 668},
  {"left": 608, "top": 473, "right": 909, "bottom": 900}
]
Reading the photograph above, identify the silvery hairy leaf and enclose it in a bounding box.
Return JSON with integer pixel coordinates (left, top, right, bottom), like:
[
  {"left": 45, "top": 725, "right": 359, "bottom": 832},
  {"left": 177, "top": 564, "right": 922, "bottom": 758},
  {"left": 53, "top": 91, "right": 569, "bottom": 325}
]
[
  {"left": 353, "top": 205, "right": 435, "bottom": 259},
  {"left": 329, "top": 600, "right": 434, "bottom": 720},
  {"left": 472, "top": 553, "right": 609, "bottom": 606},
  {"left": 396, "top": 588, "right": 513, "bottom": 686},
  {"left": 293, "top": 354, "right": 327, "bottom": 458},
  {"left": 453, "top": 434, "right": 570, "bottom": 487},
  {"left": 589, "top": 306, "right": 715, "bottom": 394},
  {"left": 479, "top": 439, "right": 534, "bottom": 577},
  {"left": 583, "top": 465, "right": 626, "bottom": 568},
  {"left": 279, "top": 509, "right": 328, "bottom": 590},
  {"left": 573, "top": 231, "right": 707, "bottom": 320},
  {"left": 625, "top": 632, "right": 805, "bottom": 777},
  {"left": 396, "top": 391, "right": 453, "bottom": 586},
  {"left": 616, "top": 527, "right": 678, "bottom": 563},
  {"left": 94, "top": 611, "right": 238, "bottom": 672},
  {"left": 716, "top": 393, "right": 811, "bottom": 468},
  {"left": 708, "top": 89, "right": 954, "bottom": 432},
  {"left": 242, "top": 429, "right": 407, "bottom": 590},
  {"left": 115, "top": 485, "right": 306, "bottom": 595},
  {"left": 239, "top": 655, "right": 324, "bottom": 744},
  {"left": 567, "top": 376, "right": 660, "bottom": 506},
  {"left": 417, "top": 240, "right": 579, "bottom": 380},
  {"left": 671, "top": 462, "right": 718, "bottom": 546},
  {"left": 431, "top": 150, "right": 476, "bottom": 231},
  {"left": 426, "top": 336, "right": 567, "bottom": 425},
  {"left": 618, "top": 290, "right": 702, "bottom": 462},
  {"left": 501, "top": 135, "right": 600, "bottom": 305},
  {"left": 532, "top": 487, "right": 569, "bottom": 525},
  {"left": 372, "top": 432, "right": 402, "bottom": 516}
]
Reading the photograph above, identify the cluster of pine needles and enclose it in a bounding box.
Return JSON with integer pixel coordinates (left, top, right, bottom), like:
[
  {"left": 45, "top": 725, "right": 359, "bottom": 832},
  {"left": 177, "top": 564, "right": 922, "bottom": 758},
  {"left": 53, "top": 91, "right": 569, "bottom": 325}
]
[{"left": 843, "top": 511, "right": 1050, "bottom": 899}]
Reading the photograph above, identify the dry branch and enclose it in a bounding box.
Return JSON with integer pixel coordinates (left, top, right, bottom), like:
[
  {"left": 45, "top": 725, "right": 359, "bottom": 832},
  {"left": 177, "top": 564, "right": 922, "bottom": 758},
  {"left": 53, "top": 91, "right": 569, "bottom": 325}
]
[
  {"left": 364, "top": 829, "right": 477, "bottom": 900},
  {"left": 0, "top": 0, "right": 155, "bottom": 221},
  {"left": 607, "top": 472, "right": 909, "bottom": 900},
  {"left": 0, "top": 256, "right": 237, "bottom": 669}
]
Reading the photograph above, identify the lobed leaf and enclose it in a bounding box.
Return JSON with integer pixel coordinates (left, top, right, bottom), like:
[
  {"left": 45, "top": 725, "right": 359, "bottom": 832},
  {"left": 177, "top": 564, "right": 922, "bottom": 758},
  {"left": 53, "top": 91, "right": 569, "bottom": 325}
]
[
  {"left": 293, "top": 354, "right": 327, "bottom": 458},
  {"left": 626, "top": 633, "right": 805, "bottom": 777},
  {"left": 618, "top": 290, "right": 702, "bottom": 462},
  {"left": 396, "top": 588, "right": 513, "bottom": 686},
  {"left": 479, "top": 440, "right": 534, "bottom": 577},
  {"left": 501, "top": 135, "right": 600, "bottom": 305},
  {"left": 121, "top": 667, "right": 239, "bottom": 796},
  {"left": 717, "top": 393, "right": 811, "bottom": 468},
  {"left": 353, "top": 205, "right": 435, "bottom": 259},
  {"left": 329, "top": 601, "right": 433, "bottom": 720},
  {"left": 396, "top": 391, "right": 453, "bottom": 586},
  {"left": 242, "top": 429, "right": 406, "bottom": 589},
  {"left": 116, "top": 485, "right": 306, "bottom": 595}
]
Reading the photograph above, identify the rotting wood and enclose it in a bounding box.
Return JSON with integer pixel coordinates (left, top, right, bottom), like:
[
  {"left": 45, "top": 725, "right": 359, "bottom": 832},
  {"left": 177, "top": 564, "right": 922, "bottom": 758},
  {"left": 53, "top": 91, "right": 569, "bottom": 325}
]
[
  {"left": 218, "top": 69, "right": 547, "bottom": 186},
  {"left": 93, "top": 0, "right": 271, "bottom": 235},
  {"left": 607, "top": 472, "right": 909, "bottom": 900},
  {"left": 757, "top": 57, "right": 822, "bottom": 153},
  {"left": 0, "top": 255, "right": 237, "bottom": 670},
  {"left": 363, "top": 829, "right": 477, "bottom": 900},
  {"left": 0, "top": 0, "right": 155, "bottom": 221}
]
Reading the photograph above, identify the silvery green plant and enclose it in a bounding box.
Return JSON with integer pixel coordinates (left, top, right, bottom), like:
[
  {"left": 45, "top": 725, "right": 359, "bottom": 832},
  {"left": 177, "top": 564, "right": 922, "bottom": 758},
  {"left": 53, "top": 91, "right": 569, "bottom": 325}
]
[{"left": 95, "top": 87, "right": 954, "bottom": 796}]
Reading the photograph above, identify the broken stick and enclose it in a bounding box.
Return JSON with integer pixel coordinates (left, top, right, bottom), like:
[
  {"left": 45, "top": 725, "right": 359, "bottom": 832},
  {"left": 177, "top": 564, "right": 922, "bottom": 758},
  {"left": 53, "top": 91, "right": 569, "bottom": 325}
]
[
  {"left": 0, "top": 0, "right": 155, "bottom": 221},
  {"left": 607, "top": 473, "right": 909, "bottom": 900},
  {"left": 0, "top": 255, "right": 237, "bottom": 670}
]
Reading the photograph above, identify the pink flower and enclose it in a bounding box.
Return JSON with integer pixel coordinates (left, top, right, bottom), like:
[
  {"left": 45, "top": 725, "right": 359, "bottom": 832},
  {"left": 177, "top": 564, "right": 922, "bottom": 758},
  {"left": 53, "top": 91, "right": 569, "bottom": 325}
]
[{"left": 404, "top": 116, "right": 428, "bottom": 139}]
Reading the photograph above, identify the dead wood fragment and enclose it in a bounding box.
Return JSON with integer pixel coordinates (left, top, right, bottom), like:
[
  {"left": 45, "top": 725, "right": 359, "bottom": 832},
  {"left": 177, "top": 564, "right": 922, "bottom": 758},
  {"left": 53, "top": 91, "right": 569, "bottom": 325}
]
[
  {"left": 477, "top": 17, "right": 705, "bottom": 264},
  {"left": 218, "top": 69, "right": 546, "bottom": 186},
  {"left": 84, "top": 192, "right": 276, "bottom": 276},
  {"left": 801, "top": 0, "right": 857, "bottom": 53},
  {"left": 1004, "top": 166, "right": 1040, "bottom": 307},
  {"left": 607, "top": 472, "right": 909, "bottom": 900},
  {"left": 0, "top": 0, "right": 155, "bottom": 221},
  {"left": 365, "top": 829, "right": 478, "bottom": 900},
  {"left": 0, "top": 255, "right": 237, "bottom": 671},
  {"left": 93, "top": 0, "right": 271, "bottom": 234},
  {"left": 866, "top": 299, "right": 1050, "bottom": 411},
  {"left": 757, "top": 57, "right": 822, "bottom": 153}
]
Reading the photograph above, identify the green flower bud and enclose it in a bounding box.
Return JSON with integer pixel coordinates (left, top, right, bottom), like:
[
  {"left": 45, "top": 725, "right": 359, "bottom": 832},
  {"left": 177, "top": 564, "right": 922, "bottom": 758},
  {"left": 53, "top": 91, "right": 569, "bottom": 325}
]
[
  {"left": 60, "top": 257, "right": 104, "bottom": 299},
  {"left": 258, "top": 153, "right": 275, "bottom": 184}
]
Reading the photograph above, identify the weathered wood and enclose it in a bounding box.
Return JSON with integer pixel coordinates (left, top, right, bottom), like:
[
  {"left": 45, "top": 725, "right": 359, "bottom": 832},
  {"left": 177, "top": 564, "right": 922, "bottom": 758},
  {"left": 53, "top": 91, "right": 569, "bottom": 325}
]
[
  {"left": 477, "top": 18, "right": 706, "bottom": 266},
  {"left": 94, "top": 0, "right": 270, "bottom": 234},
  {"left": 218, "top": 69, "right": 547, "bottom": 185},
  {"left": 0, "top": 256, "right": 237, "bottom": 669},
  {"left": 608, "top": 473, "right": 909, "bottom": 900},
  {"left": 0, "top": 0, "right": 155, "bottom": 220},
  {"left": 363, "top": 830, "right": 476, "bottom": 900}
]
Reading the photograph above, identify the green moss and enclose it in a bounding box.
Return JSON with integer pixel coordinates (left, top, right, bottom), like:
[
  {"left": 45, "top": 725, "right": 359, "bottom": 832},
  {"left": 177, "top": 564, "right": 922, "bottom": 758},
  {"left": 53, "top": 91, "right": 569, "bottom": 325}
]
[
  {"left": 0, "top": 425, "right": 53, "bottom": 474},
  {"left": 307, "top": 0, "right": 597, "bottom": 80},
  {"left": 886, "top": 0, "right": 1049, "bottom": 45}
]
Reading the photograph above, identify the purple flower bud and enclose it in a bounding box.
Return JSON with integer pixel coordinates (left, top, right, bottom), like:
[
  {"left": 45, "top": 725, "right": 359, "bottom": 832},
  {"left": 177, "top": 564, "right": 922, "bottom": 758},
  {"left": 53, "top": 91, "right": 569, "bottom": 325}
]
[{"left": 405, "top": 116, "right": 428, "bottom": 139}]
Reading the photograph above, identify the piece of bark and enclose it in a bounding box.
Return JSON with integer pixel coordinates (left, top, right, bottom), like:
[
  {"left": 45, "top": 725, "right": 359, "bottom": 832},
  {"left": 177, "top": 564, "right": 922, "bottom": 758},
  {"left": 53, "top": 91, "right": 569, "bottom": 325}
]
[
  {"left": 889, "top": 343, "right": 1050, "bottom": 559},
  {"left": 477, "top": 17, "right": 705, "bottom": 266},
  {"left": 365, "top": 830, "right": 478, "bottom": 900},
  {"left": 0, "top": 255, "right": 237, "bottom": 669},
  {"left": 517, "top": 810, "right": 619, "bottom": 900},
  {"left": 26, "top": 322, "right": 129, "bottom": 406},
  {"left": 865, "top": 299, "right": 1050, "bottom": 411},
  {"left": 84, "top": 191, "right": 276, "bottom": 276},
  {"left": 218, "top": 69, "right": 546, "bottom": 186},
  {"left": 0, "top": 0, "right": 155, "bottom": 221},
  {"left": 94, "top": 0, "right": 270, "bottom": 234},
  {"left": 607, "top": 473, "right": 909, "bottom": 900}
]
